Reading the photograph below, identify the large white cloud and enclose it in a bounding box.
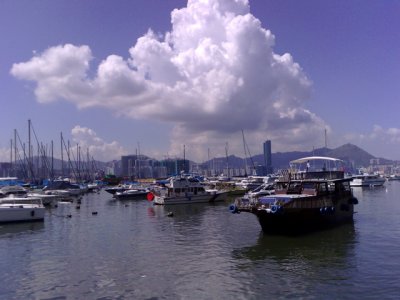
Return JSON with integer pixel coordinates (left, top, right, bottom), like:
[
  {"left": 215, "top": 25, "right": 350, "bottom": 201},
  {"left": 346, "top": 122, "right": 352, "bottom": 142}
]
[{"left": 11, "top": 0, "right": 328, "bottom": 161}]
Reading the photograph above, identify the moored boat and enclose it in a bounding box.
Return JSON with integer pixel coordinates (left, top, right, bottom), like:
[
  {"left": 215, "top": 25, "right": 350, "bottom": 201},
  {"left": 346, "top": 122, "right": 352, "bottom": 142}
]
[
  {"left": 350, "top": 174, "right": 385, "bottom": 187},
  {"left": 114, "top": 187, "right": 150, "bottom": 200},
  {"left": 229, "top": 156, "right": 358, "bottom": 235},
  {"left": 0, "top": 196, "right": 45, "bottom": 223},
  {"left": 150, "top": 174, "right": 228, "bottom": 205}
]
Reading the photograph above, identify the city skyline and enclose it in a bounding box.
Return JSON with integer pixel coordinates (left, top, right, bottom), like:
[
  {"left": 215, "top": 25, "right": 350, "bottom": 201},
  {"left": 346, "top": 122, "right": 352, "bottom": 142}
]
[{"left": 1, "top": 0, "right": 400, "bottom": 163}]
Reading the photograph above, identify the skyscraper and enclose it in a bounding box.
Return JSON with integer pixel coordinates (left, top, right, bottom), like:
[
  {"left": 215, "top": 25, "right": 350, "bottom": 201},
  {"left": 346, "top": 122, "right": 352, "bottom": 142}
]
[{"left": 263, "top": 140, "right": 273, "bottom": 174}]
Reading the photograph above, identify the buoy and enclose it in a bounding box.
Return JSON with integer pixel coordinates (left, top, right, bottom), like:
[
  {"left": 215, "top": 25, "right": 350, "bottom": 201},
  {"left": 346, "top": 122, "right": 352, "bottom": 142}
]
[
  {"left": 92, "top": 211, "right": 98, "bottom": 215},
  {"left": 167, "top": 211, "right": 174, "bottom": 217},
  {"left": 67, "top": 214, "right": 72, "bottom": 218},
  {"left": 76, "top": 206, "right": 80, "bottom": 209},
  {"left": 146, "top": 192, "right": 155, "bottom": 201}
]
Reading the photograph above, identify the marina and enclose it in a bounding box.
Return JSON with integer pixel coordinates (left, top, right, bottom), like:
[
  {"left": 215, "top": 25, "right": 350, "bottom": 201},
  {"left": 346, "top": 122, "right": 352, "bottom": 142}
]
[
  {"left": 1, "top": 1, "right": 400, "bottom": 298},
  {"left": 0, "top": 181, "right": 399, "bottom": 299}
]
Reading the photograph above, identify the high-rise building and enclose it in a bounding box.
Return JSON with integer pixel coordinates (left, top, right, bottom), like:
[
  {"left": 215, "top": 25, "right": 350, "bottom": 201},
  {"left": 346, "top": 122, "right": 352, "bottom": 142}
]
[{"left": 263, "top": 140, "right": 273, "bottom": 174}]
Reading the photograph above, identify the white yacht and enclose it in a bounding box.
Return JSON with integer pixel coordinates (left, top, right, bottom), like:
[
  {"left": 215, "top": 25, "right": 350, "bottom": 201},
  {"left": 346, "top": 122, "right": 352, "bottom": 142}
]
[
  {"left": 350, "top": 174, "right": 385, "bottom": 187},
  {"left": 0, "top": 196, "right": 45, "bottom": 223},
  {"left": 150, "top": 175, "right": 228, "bottom": 205}
]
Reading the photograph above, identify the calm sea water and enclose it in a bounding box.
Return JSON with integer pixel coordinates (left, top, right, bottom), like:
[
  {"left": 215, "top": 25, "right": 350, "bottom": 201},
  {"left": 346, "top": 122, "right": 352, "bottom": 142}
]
[{"left": 1, "top": 181, "right": 400, "bottom": 299}]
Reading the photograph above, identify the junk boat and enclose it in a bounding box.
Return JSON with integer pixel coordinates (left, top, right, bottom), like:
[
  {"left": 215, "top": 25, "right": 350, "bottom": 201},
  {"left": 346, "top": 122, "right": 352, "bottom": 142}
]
[
  {"left": 229, "top": 156, "right": 358, "bottom": 234},
  {"left": 149, "top": 174, "right": 228, "bottom": 205}
]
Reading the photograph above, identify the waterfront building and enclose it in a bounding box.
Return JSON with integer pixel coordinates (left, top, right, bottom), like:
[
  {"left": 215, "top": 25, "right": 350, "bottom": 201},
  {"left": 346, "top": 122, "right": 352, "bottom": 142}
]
[{"left": 263, "top": 140, "right": 273, "bottom": 174}]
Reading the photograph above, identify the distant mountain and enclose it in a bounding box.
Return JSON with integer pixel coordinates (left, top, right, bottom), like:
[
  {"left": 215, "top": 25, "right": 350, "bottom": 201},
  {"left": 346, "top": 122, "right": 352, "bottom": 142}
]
[
  {"left": 203, "top": 143, "right": 391, "bottom": 170},
  {"left": 324, "top": 143, "right": 374, "bottom": 167}
]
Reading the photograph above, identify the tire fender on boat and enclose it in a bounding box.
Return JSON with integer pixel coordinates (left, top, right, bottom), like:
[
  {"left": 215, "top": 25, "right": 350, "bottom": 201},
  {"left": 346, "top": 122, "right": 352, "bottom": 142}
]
[{"left": 229, "top": 204, "right": 239, "bottom": 214}]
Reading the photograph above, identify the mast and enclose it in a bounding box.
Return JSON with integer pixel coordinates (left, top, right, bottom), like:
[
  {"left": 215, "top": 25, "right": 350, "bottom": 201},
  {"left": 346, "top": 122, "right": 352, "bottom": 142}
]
[
  {"left": 225, "top": 142, "right": 229, "bottom": 178},
  {"left": 10, "top": 139, "right": 13, "bottom": 177},
  {"left": 14, "top": 129, "right": 17, "bottom": 177},
  {"left": 183, "top": 144, "right": 186, "bottom": 172},
  {"left": 61, "top": 132, "right": 64, "bottom": 178},
  {"left": 242, "top": 129, "right": 248, "bottom": 176},
  {"left": 28, "top": 119, "right": 32, "bottom": 181},
  {"left": 51, "top": 140, "right": 54, "bottom": 179}
]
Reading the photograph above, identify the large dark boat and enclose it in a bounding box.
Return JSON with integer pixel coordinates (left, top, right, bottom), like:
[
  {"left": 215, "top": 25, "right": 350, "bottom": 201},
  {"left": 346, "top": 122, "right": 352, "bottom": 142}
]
[{"left": 229, "top": 156, "right": 358, "bottom": 235}]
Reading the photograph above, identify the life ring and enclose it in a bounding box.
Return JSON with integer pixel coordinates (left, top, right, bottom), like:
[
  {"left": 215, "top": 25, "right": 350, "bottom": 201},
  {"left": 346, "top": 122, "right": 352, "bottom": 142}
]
[{"left": 270, "top": 205, "right": 278, "bottom": 213}]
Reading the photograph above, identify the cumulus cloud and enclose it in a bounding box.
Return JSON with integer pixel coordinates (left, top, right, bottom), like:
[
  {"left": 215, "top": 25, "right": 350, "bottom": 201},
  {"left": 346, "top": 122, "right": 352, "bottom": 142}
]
[
  {"left": 70, "top": 126, "right": 127, "bottom": 161},
  {"left": 342, "top": 125, "right": 400, "bottom": 159},
  {"left": 10, "top": 0, "right": 328, "bottom": 161}
]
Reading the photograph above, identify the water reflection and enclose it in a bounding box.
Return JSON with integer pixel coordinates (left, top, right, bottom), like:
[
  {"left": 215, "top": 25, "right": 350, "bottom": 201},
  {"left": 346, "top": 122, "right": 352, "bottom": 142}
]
[
  {"left": 0, "top": 222, "right": 44, "bottom": 236},
  {"left": 232, "top": 223, "right": 357, "bottom": 263},
  {"left": 150, "top": 202, "right": 215, "bottom": 218}
]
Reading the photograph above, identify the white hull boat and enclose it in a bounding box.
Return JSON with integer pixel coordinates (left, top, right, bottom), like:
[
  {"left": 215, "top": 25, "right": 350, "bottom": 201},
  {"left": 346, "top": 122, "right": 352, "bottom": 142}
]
[
  {"left": 0, "top": 197, "right": 45, "bottom": 223},
  {"left": 151, "top": 175, "right": 228, "bottom": 205},
  {"left": 350, "top": 175, "right": 385, "bottom": 187}
]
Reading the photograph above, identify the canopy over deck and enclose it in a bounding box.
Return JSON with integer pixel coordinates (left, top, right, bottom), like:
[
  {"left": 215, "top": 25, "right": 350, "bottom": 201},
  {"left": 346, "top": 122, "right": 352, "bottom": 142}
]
[{"left": 290, "top": 156, "right": 344, "bottom": 164}]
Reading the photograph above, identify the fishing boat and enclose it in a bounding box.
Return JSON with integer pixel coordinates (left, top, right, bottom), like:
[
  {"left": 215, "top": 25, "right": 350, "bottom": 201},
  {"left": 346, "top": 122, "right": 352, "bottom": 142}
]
[
  {"left": 229, "top": 156, "right": 358, "bottom": 235},
  {"left": 149, "top": 174, "right": 228, "bottom": 205},
  {"left": 0, "top": 196, "right": 45, "bottom": 223}
]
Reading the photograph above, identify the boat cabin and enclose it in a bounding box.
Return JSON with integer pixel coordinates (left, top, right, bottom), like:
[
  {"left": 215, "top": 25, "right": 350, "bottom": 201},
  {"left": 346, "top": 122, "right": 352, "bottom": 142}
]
[
  {"left": 159, "top": 176, "right": 207, "bottom": 197},
  {"left": 275, "top": 179, "right": 352, "bottom": 197}
]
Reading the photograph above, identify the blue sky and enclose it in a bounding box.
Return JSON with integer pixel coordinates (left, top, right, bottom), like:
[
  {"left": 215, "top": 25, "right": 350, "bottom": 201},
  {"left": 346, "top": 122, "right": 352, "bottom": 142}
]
[{"left": 1, "top": 0, "right": 399, "bottom": 163}]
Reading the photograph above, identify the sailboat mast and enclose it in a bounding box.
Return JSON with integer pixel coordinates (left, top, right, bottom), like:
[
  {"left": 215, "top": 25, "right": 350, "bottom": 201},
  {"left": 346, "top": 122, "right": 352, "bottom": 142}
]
[
  {"left": 61, "top": 132, "right": 64, "bottom": 178},
  {"left": 241, "top": 129, "right": 248, "bottom": 176},
  {"left": 28, "top": 119, "right": 31, "bottom": 180},
  {"left": 225, "top": 142, "right": 229, "bottom": 178}
]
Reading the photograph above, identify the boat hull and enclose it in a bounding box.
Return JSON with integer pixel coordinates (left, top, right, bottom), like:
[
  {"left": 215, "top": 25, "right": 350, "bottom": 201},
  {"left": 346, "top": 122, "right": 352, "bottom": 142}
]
[
  {"left": 154, "top": 192, "right": 228, "bottom": 205},
  {"left": 252, "top": 200, "right": 354, "bottom": 235},
  {"left": 0, "top": 205, "right": 45, "bottom": 223},
  {"left": 114, "top": 192, "right": 148, "bottom": 200}
]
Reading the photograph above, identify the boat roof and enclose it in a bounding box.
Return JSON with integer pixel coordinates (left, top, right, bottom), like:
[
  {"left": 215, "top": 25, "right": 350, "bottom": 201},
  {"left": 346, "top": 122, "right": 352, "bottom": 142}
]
[{"left": 290, "top": 156, "right": 344, "bottom": 164}]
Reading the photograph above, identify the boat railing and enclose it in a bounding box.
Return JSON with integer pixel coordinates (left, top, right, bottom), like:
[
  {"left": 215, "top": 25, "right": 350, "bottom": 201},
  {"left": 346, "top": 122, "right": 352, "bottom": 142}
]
[
  {"left": 0, "top": 196, "right": 43, "bottom": 206},
  {"left": 290, "top": 170, "right": 344, "bottom": 180}
]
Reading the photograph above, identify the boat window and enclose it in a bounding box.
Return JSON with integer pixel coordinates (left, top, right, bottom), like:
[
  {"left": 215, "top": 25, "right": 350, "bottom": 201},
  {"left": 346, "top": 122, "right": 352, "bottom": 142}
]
[
  {"left": 317, "top": 183, "right": 328, "bottom": 193},
  {"left": 342, "top": 181, "right": 351, "bottom": 191},
  {"left": 302, "top": 183, "right": 315, "bottom": 189}
]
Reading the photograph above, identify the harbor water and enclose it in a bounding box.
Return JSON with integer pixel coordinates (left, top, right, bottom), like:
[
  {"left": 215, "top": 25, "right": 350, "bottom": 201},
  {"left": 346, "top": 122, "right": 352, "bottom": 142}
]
[{"left": 1, "top": 182, "right": 400, "bottom": 299}]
